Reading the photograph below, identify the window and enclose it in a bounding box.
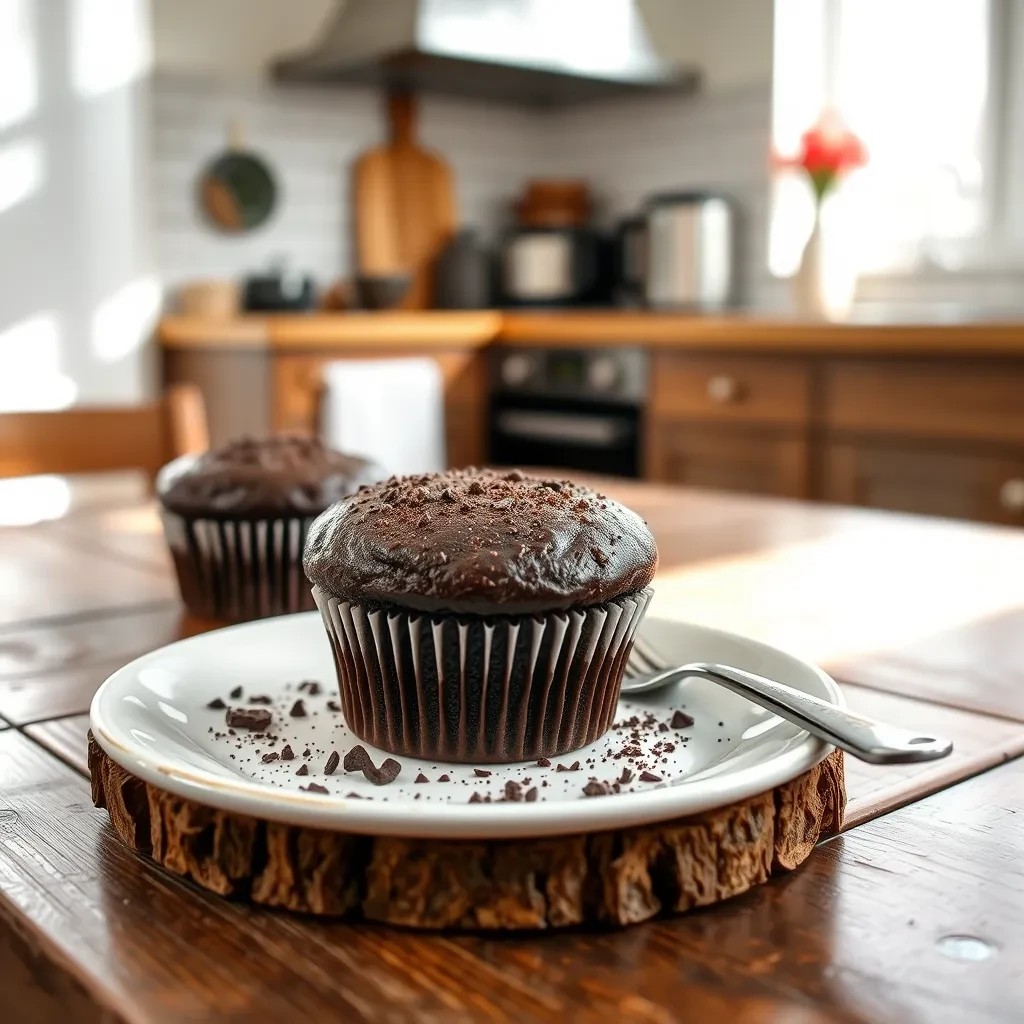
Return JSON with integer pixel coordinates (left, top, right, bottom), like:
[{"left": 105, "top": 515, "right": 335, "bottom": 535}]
[{"left": 771, "top": 0, "right": 993, "bottom": 276}]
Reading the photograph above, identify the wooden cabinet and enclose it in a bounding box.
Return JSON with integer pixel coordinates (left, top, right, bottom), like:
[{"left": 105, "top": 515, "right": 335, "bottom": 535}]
[
  {"left": 822, "top": 442, "right": 1024, "bottom": 525},
  {"left": 271, "top": 349, "right": 488, "bottom": 469},
  {"left": 647, "top": 423, "right": 809, "bottom": 498}
]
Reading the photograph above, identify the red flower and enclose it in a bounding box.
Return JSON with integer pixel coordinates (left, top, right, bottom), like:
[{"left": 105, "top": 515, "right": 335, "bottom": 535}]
[{"left": 775, "top": 110, "right": 867, "bottom": 203}]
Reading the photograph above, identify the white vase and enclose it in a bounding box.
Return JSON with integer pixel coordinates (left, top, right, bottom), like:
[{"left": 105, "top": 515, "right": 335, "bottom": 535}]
[{"left": 792, "top": 203, "right": 857, "bottom": 321}]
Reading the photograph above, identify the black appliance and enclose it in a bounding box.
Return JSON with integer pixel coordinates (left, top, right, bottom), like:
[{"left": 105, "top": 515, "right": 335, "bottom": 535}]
[
  {"left": 498, "top": 226, "right": 609, "bottom": 307},
  {"left": 242, "top": 265, "right": 316, "bottom": 312},
  {"left": 489, "top": 347, "right": 647, "bottom": 477}
]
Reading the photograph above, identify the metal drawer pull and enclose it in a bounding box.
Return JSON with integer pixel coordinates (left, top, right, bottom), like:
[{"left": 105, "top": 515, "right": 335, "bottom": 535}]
[
  {"left": 1000, "top": 478, "right": 1024, "bottom": 512},
  {"left": 494, "top": 409, "right": 628, "bottom": 447},
  {"left": 706, "top": 375, "right": 741, "bottom": 403}
]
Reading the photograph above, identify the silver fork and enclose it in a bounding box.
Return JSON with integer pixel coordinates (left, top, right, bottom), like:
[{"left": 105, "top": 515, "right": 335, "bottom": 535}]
[{"left": 622, "top": 635, "right": 953, "bottom": 766}]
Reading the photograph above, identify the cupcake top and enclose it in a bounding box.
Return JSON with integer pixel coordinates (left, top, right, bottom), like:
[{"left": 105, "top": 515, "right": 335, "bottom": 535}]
[
  {"left": 303, "top": 467, "right": 658, "bottom": 615},
  {"left": 157, "top": 435, "right": 383, "bottom": 519}
]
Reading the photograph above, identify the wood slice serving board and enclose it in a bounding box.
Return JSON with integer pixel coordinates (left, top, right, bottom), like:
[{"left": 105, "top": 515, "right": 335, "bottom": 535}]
[{"left": 89, "top": 737, "right": 845, "bottom": 930}]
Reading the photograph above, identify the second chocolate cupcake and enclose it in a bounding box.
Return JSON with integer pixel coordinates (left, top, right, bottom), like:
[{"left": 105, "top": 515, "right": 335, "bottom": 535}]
[{"left": 304, "top": 468, "right": 657, "bottom": 763}]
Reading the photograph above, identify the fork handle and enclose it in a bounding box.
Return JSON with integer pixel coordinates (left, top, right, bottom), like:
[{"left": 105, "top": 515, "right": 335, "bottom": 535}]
[{"left": 682, "top": 662, "right": 952, "bottom": 765}]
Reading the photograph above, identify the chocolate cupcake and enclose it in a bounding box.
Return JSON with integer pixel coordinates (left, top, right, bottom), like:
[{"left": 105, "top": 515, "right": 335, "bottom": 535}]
[
  {"left": 158, "top": 435, "right": 383, "bottom": 621},
  {"left": 304, "top": 468, "right": 657, "bottom": 763}
]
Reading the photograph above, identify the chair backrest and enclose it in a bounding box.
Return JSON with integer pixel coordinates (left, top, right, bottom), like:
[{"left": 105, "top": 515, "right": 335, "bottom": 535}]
[{"left": 0, "top": 385, "right": 209, "bottom": 480}]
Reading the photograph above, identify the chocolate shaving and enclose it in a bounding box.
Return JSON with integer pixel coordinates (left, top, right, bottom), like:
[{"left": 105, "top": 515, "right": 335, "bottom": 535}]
[
  {"left": 639, "top": 771, "right": 662, "bottom": 783},
  {"left": 536, "top": 756, "right": 551, "bottom": 767},
  {"left": 365, "top": 758, "right": 401, "bottom": 786},
  {"left": 302, "top": 748, "right": 311, "bottom": 758},
  {"left": 261, "top": 752, "right": 278, "bottom": 763},
  {"left": 248, "top": 695, "right": 272, "bottom": 705},
  {"left": 468, "top": 792, "right": 483, "bottom": 804},
  {"left": 658, "top": 722, "right": 670, "bottom": 733},
  {"left": 556, "top": 761, "right": 581, "bottom": 772},
  {"left": 437, "top": 773, "right": 450, "bottom": 782},
  {"left": 343, "top": 745, "right": 373, "bottom": 773},
  {"left": 671, "top": 710, "right": 695, "bottom": 729},
  {"left": 300, "top": 783, "right": 328, "bottom": 794},
  {"left": 474, "top": 768, "right": 492, "bottom": 777},
  {"left": 525, "top": 787, "right": 538, "bottom": 802},
  {"left": 618, "top": 767, "right": 634, "bottom": 784},
  {"left": 289, "top": 699, "right": 307, "bottom": 718},
  {"left": 326, "top": 700, "right": 341, "bottom": 712},
  {"left": 206, "top": 698, "right": 226, "bottom": 710},
  {"left": 415, "top": 772, "right": 429, "bottom": 784},
  {"left": 280, "top": 744, "right": 295, "bottom": 761},
  {"left": 583, "top": 780, "right": 610, "bottom": 797},
  {"left": 295, "top": 764, "right": 309, "bottom": 776},
  {"left": 504, "top": 781, "right": 523, "bottom": 802},
  {"left": 229, "top": 686, "right": 242, "bottom": 699},
  {"left": 297, "top": 680, "right": 322, "bottom": 696},
  {"left": 225, "top": 708, "right": 272, "bottom": 732},
  {"left": 324, "top": 751, "right": 340, "bottom": 775}
]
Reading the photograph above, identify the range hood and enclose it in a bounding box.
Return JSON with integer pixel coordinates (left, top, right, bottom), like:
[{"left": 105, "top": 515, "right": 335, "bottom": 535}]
[{"left": 274, "top": 0, "right": 697, "bottom": 106}]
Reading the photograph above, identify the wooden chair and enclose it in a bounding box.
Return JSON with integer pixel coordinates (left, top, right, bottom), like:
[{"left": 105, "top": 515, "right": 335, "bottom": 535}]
[{"left": 0, "top": 384, "right": 209, "bottom": 480}]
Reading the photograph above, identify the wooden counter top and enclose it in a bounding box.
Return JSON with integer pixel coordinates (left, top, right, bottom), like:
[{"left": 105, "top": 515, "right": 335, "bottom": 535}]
[{"left": 159, "top": 311, "right": 1024, "bottom": 356}]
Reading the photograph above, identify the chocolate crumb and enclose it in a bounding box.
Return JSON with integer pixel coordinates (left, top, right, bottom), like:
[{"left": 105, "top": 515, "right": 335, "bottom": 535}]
[
  {"left": 289, "top": 699, "right": 307, "bottom": 718},
  {"left": 618, "top": 767, "right": 634, "bottom": 784},
  {"left": 302, "top": 748, "right": 311, "bottom": 757},
  {"left": 326, "top": 700, "right": 341, "bottom": 712},
  {"left": 583, "top": 780, "right": 610, "bottom": 797},
  {"left": 639, "top": 771, "right": 662, "bottom": 783},
  {"left": 474, "top": 768, "right": 492, "bottom": 777},
  {"left": 415, "top": 772, "right": 429, "bottom": 784},
  {"left": 536, "top": 756, "right": 551, "bottom": 767},
  {"left": 504, "top": 781, "right": 523, "bottom": 802},
  {"left": 206, "top": 697, "right": 226, "bottom": 710},
  {"left": 364, "top": 757, "right": 401, "bottom": 786},
  {"left": 468, "top": 792, "right": 483, "bottom": 804},
  {"left": 261, "top": 752, "right": 278, "bottom": 763},
  {"left": 301, "top": 783, "right": 328, "bottom": 794},
  {"left": 298, "top": 680, "right": 322, "bottom": 696},
  {"left": 556, "top": 761, "right": 581, "bottom": 772},
  {"left": 525, "top": 787, "right": 538, "bottom": 802},
  {"left": 324, "top": 750, "right": 340, "bottom": 775},
  {"left": 225, "top": 708, "right": 272, "bottom": 731},
  {"left": 280, "top": 744, "right": 295, "bottom": 761},
  {"left": 343, "top": 745, "right": 373, "bottom": 772},
  {"left": 658, "top": 722, "right": 670, "bottom": 733},
  {"left": 437, "top": 773, "right": 451, "bottom": 782},
  {"left": 346, "top": 792, "right": 363, "bottom": 799},
  {"left": 229, "top": 686, "right": 242, "bottom": 699},
  {"left": 671, "top": 710, "right": 695, "bottom": 729},
  {"left": 295, "top": 764, "right": 309, "bottom": 776},
  {"left": 248, "top": 695, "right": 272, "bottom": 705}
]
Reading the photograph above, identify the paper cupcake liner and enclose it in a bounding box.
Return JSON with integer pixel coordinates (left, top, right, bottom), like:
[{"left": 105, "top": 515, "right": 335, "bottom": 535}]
[
  {"left": 311, "top": 585, "right": 653, "bottom": 763},
  {"left": 161, "top": 511, "right": 315, "bottom": 621}
]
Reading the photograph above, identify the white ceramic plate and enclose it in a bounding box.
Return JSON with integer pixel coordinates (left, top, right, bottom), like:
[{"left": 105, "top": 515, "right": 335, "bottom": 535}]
[{"left": 90, "top": 613, "right": 841, "bottom": 839}]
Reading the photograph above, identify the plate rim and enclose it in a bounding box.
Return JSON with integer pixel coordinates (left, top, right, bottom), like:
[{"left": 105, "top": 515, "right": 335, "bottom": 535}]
[{"left": 89, "top": 613, "right": 842, "bottom": 840}]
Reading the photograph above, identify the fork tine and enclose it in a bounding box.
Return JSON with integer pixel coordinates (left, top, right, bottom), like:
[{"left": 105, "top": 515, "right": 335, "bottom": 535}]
[{"left": 628, "top": 635, "right": 662, "bottom": 674}]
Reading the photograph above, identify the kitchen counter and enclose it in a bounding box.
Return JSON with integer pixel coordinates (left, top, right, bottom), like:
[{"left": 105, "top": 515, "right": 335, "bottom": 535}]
[{"left": 159, "top": 310, "right": 1024, "bottom": 355}]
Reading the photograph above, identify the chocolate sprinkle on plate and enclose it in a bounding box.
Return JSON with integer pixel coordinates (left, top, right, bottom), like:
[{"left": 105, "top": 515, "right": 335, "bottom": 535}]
[
  {"left": 671, "top": 710, "right": 695, "bottom": 729},
  {"left": 280, "top": 744, "right": 295, "bottom": 761},
  {"left": 225, "top": 707, "right": 272, "bottom": 732},
  {"left": 525, "top": 787, "right": 538, "bottom": 802},
  {"left": 229, "top": 686, "right": 242, "bottom": 699},
  {"left": 206, "top": 697, "right": 226, "bottom": 710},
  {"left": 297, "top": 680, "right": 322, "bottom": 696},
  {"left": 556, "top": 761, "right": 581, "bottom": 772},
  {"left": 261, "top": 752, "right": 278, "bottom": 763},
  {"left": 248, "top": 695, "right": 273, "bottom": 705},
  {"left": 289, "top": 699, "right": 307, "bottom": 718},
  {"left": 468, "top": 793, "right": 483, "bottom": 804},
  {"left": 300, "top": 783, "right": 328, "bottom": 795},
  {"left": 474, "top": 768, "right": 492, "bottom": 777},
  {"left": 618, "top": 767, "right": 634, "bottom": 784},
  {"left": 324, "top": 750, "right": 340, "bottom": 775},
  {"left": 582, "top": 780, "right": 610, "bottom": 797},
  {"left": 295, "top": 764, "right": 309, "bottom": 776},
  {"left": 343, "top": 745, "right": 373, "bottom": 773},
  {"left": 437, "top": 773, "right": 450, "bottom": 782},
  {"left": 639, "top": 770, "right": 662, "bottom": 783},
  {"left": 365, "top": 758, "right": 401, "bottom": 786},
  {"left": 326, "top": 700, "right": 341, "bottom": 712},
  {"left": 415, "top": 772, "right": 429, "bottom": 783},
  {"left": 504, "top": 780, "right": 523, "bottom": 802},
  {"left": 536, "top": 756, "right": 551, "bottom": 767}
]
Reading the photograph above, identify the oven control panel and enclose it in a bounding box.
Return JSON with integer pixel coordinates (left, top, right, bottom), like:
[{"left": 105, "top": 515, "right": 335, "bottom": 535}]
[{"left": 491, "top": 347, "right": 647, "bottom": 405}]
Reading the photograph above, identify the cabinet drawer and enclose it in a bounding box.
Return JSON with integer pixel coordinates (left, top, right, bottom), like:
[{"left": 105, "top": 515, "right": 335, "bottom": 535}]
[
  {"left": 647, "top": 422, "right": 809, "bottom": 499},
  {"left": 822, "top": 441, "right": 1024, "bottom": 524},
  {"left": 824, "top": 361, "right": 1024, "bottom": 443},
  {"left": 650, "top": 354, "right": 811, "bottom": 426}
]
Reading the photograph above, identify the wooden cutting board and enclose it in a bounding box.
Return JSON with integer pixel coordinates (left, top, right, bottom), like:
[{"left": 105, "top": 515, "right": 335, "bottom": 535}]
[{"left": 353, "top": 93, "right": 456, "bottom": 310}]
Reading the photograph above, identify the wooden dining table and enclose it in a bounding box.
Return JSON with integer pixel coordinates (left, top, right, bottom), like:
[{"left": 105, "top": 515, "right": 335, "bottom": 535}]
[{"left": 1, "top": 471, "right": 1022, "bottom": 1023}]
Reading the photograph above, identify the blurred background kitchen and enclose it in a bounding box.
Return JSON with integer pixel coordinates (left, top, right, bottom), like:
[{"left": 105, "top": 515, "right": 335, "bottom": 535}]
[{"left": 4, "top": 0, "right": 1024, "bottom": 525}]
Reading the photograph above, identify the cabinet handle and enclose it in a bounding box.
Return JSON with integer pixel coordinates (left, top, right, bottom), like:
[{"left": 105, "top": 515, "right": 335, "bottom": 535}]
[
  {"left": 1000, "top": 479, "right": 1024, "bottom": 512},
  {"left": 707, "top": 375, "right": 742, "bottom": 403}
]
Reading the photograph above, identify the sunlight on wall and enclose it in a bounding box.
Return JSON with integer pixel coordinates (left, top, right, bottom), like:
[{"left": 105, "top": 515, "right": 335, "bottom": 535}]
[
  {"left": 0, "top": 476, "right": 71, "bottom": 527},
  {"left": 70, "top": 0, "right": 152, "bottom": 98},
  {"left": 91, "top": 274, "right": 161, "bottom": 362},
  {"left": 0, "top": 0, "right": 38, "bottom": 132},
  {"left": 0, "top": 313, "right": 78, "bottom": 412},
  {"left": 0, "top": 138, "right": 44, "bottom": 217}
]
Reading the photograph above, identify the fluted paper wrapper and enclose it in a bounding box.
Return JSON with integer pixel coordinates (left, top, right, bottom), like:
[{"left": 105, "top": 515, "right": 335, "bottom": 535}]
[
  {"left": 312, "top": 585, "right": 653, "bottom": 763},
  {"left": 161, "top": 511, "right": 315, "bottom": 621}
]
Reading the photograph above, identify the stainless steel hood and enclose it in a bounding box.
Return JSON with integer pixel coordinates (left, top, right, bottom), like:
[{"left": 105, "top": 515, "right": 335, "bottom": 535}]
[{"left": 273, "top": 0, "right": 698, "bottom": 106}]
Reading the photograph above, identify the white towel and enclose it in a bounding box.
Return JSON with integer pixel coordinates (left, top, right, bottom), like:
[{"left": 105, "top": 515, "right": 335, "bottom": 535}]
[{"left": 319, "top": 358, "right": 446, "bottom": 476}]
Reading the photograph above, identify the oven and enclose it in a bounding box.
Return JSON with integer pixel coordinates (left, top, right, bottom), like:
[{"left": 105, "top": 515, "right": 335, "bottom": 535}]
[{"left": 488, "top": 347, "right": 647, "bottom": 477}]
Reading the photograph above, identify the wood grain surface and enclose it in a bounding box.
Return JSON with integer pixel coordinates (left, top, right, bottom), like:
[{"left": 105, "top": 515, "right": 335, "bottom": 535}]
[{"left": 2, "top": 476, "right": 1024, "bottom": 1021}]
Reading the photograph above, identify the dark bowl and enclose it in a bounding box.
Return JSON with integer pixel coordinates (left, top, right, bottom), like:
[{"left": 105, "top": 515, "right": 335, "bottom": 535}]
[{"left": 354, "top": 274, "right": 412, "bottom": 310}]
